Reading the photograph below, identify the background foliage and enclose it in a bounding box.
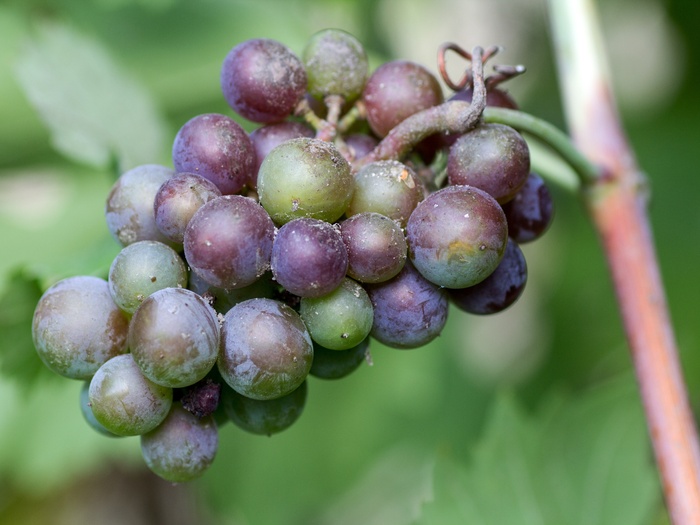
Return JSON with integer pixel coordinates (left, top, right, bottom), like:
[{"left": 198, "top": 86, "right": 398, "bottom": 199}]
[{"left": 1, "top": 0, "right": 698, "bottom": 523}]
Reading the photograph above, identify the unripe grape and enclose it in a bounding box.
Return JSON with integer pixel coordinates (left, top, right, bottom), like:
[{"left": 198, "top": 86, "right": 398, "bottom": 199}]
[
  {"left": 257, "top": 138, "right": 353, "bottom": 225},
  {"left": 310, "top": 338, "right": 369, "bottom": 380},
  {"left": 303, "top": 29, "right": 368, "bottom": 102}
]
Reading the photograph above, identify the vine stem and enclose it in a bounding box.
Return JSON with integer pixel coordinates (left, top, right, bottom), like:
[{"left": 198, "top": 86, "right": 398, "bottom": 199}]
[{"left": 547, "top": 0, "right": 700, "bottom": 523}]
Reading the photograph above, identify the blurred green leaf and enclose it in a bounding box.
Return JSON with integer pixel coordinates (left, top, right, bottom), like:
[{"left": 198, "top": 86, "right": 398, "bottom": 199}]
[
  {"left": 0, "top": 269, "right": 55, "bottom": 391},
  {"left": 14, "top": 21, "right": 168, "bottom": 172},
  {"left": 416, "top": 377, "right": 660, "bottom": 525}
]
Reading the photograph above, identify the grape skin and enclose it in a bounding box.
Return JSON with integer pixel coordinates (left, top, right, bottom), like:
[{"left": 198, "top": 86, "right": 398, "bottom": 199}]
[
  {"left": 172, "top": 113, "right": 256, "bottom": 195},
  {"left": 32, "top": 276, "right": 129, "bottom": 380},
  {"left": 218, "top": 298, "right": 313, "bottom": 400},
  {"left": 365, "top": 262, "right": 448, "bottom": 349},
  {"left": 108, "top": 240, "right": 188, "bottom": 315},
  {"left": 310, "top": 338, "right": 369, "bottom": 380},
  {"left": 128, "top": 288, "right": 220, "bottom": 388},
  {"left": 249, "top": 122, "right": 315, "bottom": 189},
  {"left": 271, "top": 217, "right": 348, "bottom": 298},
  {"left": 502, "top": 172, "right": 554, "bottom": 243},
  {"left": 89, "top": 354, "right": 173, "bottom": 437},
  {"left": 141, "top": 405, "right": 218, "bottom": 483},
  {"left": 184, "top": 195, "right": 276, "bottom": 290},
  {"left": 406, "top": 185, "right": 508, "bottom": 289},
  {"left": 221, "top": 38, "right": 307, "bottom": 124}
]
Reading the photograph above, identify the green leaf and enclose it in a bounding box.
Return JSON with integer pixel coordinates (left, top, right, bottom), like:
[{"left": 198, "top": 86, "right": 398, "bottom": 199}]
[
  {"left": 14, "top": 21, "right": 167, "bottom": 171},
  {"left": 416, "top": 377, "right": 660, "bottom": 525},
  {"left": 0, "top": 269, "right": 56, "bottom": 390}
]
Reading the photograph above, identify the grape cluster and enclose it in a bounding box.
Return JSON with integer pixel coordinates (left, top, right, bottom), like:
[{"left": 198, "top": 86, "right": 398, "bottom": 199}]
[{"left": 31, "top": 29, "right": 554, "bottom": 483}]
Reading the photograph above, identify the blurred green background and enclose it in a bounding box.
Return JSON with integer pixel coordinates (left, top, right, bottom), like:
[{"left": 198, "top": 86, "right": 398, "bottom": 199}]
[{"left": 1, "top": 0, "right": 698, "bottom": 523}]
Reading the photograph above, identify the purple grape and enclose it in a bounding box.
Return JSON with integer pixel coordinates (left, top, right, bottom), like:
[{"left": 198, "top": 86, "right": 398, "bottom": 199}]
[
  {"left": 184, "top": 195, "right": 275, "bottom": 290},
  {"left": 366, "top": 262, "right": 448, "bottom": 349},
  {"left": 363, "top": 60, "right": 443, "bottom": 137},
  {"left": 108, "top": 240, "right": 188, "bottom": 314},
  {"left": 406, "top": 185, "right": 508, "bottom": 289},
  {"left": 89, "top": 354, "right": 173, "bottom": 436},
  {"left": 221, "top": 381, "right": 307, "bottom": 436},
  {"left": 344, "top": 133, "right": 378, "bottom": 161},
  {"left": 340, "top": 212, "right": 407, "bottom": 284},
  {"left": 218, "top": 298, "right": 313, "bottom": 400},
  {"left": 141, "top": 405, "right": 218, "bottom": 483},
  {"left": 105, "top": 164, "right": 176, "bottom": 247},
  {"left": 347, "top": 160, "right": 422, "bottom": 227},
  {"left": 257, "top": 138, "right": 353, "bottom": 225},
  {"left": 221, "top": 38, "right": 307, "bottom": 124},
  {"left": 181, "top": 379, "right": 222, "bottom": 419},
  {"left": 249, "top": 122, "right": 315, "bottom": 189},
  {"left": 172, "top": 113, "right": 255, "bottom": 195},
  {"left": 449, "top": 238, "right": 527, "bottom": 315},
  {"left": 128, "top": 288, "right": 220, "bottom": 388},
  {"left": 310, "top": 338, "right": 369, "bottom": 380},
  {"left": 154, "top": 172, "right": 222, "bottom": 244},
  {"left": 32, "top": 276, "right": 129, "bottom": 380},
  {"left": 501, "top": 172, "right": 554, "bottom": 243},
  {"left": 271, "top": 217, "right": 348, "bottom": 298},
  {"left": 447, "top": 123, "right": 530, "bottom": 204}
]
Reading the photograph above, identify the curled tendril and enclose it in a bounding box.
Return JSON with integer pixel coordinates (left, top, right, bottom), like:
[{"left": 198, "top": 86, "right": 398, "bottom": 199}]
[{"left": 438, "top": 43, "right": 501, "bottom": 91}]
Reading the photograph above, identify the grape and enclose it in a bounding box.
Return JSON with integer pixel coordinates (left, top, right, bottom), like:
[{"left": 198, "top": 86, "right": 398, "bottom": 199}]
[
  {"left": 271, "top": 217, "right": 348, "bottom": 298},
  {"left": 249, "top": 121, "right": 315, "bottom": 189},
  {"left": 406, "top": 185, "right": 508, "bottom": 289},
  {"left": 184, "top": 195, "right": 276, "bottom": 290},
  {"left": 447, "top": 123, "right": 530, "bottom": 204},
  {"left": 141, "top": 405, "right": 218, "bottom": 483},
  {"left": 89, "top": 354, "right": 173, "bottom": 436},
  {"left": 299, "top": 277, "right": 373, "bottom": 350},
  {"left": 221, "top": 38, "right": 307, "bottom": 124},
  {"left": 449, "top": 238, "right": 527, "bottom": 315},
  {"left": 340, "top": 212, "right": 407, "bottom": 284},
  {"left": 80, "top": 381, "right": 118, "bottom": 437},
  {"left": 128, "top": 288, "right": 220, "bottom": 388},
  {"left": 105, "top": 164, "right": 176, "bottom": 248},
  {"left": 365, "top": 262, "right": 448, "bottom": 349},
  {"left": 344, "top": 133, "right": 378, "bottom": 161},
  {"left": 303, "top": 29, "right": 368, "bottom": 102},
  {"left": 108, "top": 240, "right": 188, "bottom": 314},
  {"left": 502, "top": 172, "right": 554, "bottom": 243},
  {"left": 154, "top": 172, "right": 222, "bottom": 244},
  {"left": 363, "top": 60, "right": 443, "bottom": 137},
  {"left": 347, "top": 160, "right": 422, "bottom": 227},
  {"left": 310, "top": 338, "right": 369, "bottom": 380},
  {"left": 172, "top": 113, "right": 255, "bottom": 195},
  {"left": 257, "top": 138, "right": 353, "bottom": 225},
  {"left": 221, "top": 381, "right": 307, "bottom": 436},
  {"left": 32, "top": 276, "right": 129, "bottom": 380},
  {"left": 450, "top": 85, "right": 518, "bottom": 110},
  {"left": 181, "top": 378, "right": 222, "bottom": 419},
  {"left": 218, "top": 298, "right": 313, "bottom": 400}
]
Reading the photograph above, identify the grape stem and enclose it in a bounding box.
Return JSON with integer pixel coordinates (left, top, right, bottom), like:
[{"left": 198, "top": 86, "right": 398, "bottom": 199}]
[
  {"left": 548, "top": 1, "right": 700, "bottom": 523},
  {"left": 353, "top": 46, "right": 487, "bottom": 170}
]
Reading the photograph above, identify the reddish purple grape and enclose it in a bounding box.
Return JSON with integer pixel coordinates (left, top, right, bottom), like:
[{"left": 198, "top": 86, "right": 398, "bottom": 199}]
[
  {"left": 271, "top": 217, "right": 348, "bottom": 298},
  {"left": 172, "top": 113, "right": 255, "bottom": 195},
  {"left": 449, "top": 238, "right": 527, "bottom": 314},
  {"left": 184, "top": 195, "right": 275, "bottom": 290},
  {"left": 249, "top": 122, "right": 315, "bottom": 189},
  {"left": 340, "top": 212, "right": 407, "bottom": 284},
  {"left": 365, "top": 262, "right": 448, "bottom": 349},
  {"left": 501, "top": 172, "right": 554, "bottom": 243},
  {"left": 154, "top": 172, "right": 222, "bottom": 244},
  {"left": 362, "top": 60, "right": 443, "bottom": 137},
  {"left": 406, "top": 185, "right": 508, "bottom": 289},
  {"left": 221, "top": 38, "right": 307, "bottom": 124},
  {"left": 344, "top": 133, "right": 378, "bottom": 161},
  {"left": 447, "top": 123, "right": 530, "bottom": 204},
  {"left": 218, "top": 298, "right": 313, "bottom": 400}
]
